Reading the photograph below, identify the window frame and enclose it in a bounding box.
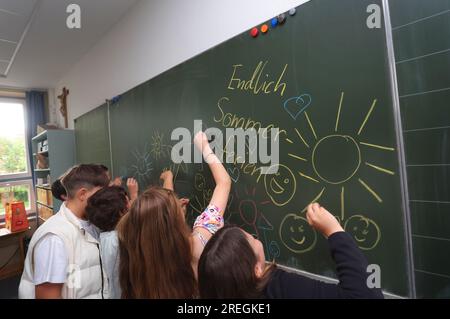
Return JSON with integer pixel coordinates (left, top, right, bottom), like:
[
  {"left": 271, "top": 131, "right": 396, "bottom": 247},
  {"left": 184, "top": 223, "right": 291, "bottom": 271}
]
[
  {"left": 0, "top": 97, "right": 32, "bottom": 181},
  {"left": 0, "top": 179, "right": 36, "bottom": 217},
  {"left": 0, "top": 97, "right": 35, "bottom": 223}
]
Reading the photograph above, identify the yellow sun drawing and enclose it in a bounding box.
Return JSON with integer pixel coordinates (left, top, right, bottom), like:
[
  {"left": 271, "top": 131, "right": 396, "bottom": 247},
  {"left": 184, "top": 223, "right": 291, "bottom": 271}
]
[
  {"left": 150, "top": 131, "right": 172, "bottom": 161},
  {"left": 284, "top": 92, "right": 396, "bottom": 251}
]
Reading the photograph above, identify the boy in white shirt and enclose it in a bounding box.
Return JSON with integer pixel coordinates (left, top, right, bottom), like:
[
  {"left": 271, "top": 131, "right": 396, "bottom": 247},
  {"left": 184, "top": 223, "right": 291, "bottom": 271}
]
[{"left": 19, "top": 164, "right": 110, "bottom": 299}]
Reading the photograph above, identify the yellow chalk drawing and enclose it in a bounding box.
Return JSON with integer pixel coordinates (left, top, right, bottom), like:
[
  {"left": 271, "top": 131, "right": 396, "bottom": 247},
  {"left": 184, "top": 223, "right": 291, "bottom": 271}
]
[
  {"left": 294, "top": 128, "right": 310, "bottom": 149},
  {"left": 335, "top": 92, "right": 344, "bottom": 132},
  {"left": 301, "top": 188, "right": 326, "bottom": 213},
  {"left": 288, "top": 153, "right": 307, "bottom": 162},
  {"left": 365, "top": 162, "right": 395, "bottom": 175},
  {"left": 285, "top": 138, "right": 294, "bottom": 144},
  {"left": 298, "top": 172, "right": 319, "bottom": 183},
  {"left": 279, "top": 213, "right": 317, "bottom": 254},
  {"left": 358, "top": 178, "right": 383, "bottom": 203},
  {"left": 214, "top": 96, "right": 287, "bottom": 138},
  {"left": 312, "top": 135, "right": 362, "bottom": 185},
  {"left": 357, "top": 99, "right": 377, "bottom": 136},
  {"left": 304, "top": 111, "right": 317, "bottom": 140},
  {"left": 359, "top": 141, "right": 395, "bottom": 151},
  {"left": 150, "top": 131, "right": 171, "bottom": 160},
  {"left": 264, "top": 164, "right": 297, "bottom": 207},
  {"left": 344, "top": 215, "right": 381, "bottom": 250},
  {"left": 279, "top": 92, "right": 393, "bottom": 255}
]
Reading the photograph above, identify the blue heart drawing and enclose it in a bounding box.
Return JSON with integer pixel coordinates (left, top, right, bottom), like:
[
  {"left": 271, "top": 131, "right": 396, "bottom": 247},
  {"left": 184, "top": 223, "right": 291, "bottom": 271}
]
[
  {"left": 227, "top": 167, "right": 240, "bottom": 183},
  {"left": 283, "top": 94, "right": 313, "bottom": 120}
]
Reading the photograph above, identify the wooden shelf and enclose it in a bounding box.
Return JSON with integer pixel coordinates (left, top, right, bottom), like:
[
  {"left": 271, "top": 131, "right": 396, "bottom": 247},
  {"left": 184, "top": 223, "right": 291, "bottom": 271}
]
[
  {"left": 31, "top": 130, "right": 48, "bottom": 142},
  {"left": 37, "top": 201, "right": 53, "bottom": 209},
  {"left": 32, "top": 129, "right": 75, "bottom": 222},
  {"left": 36, "top": 185, "right": 51, "bottom": 190},
  {"left": 33, "top": 151, "right": 49, "bottom": 156}
]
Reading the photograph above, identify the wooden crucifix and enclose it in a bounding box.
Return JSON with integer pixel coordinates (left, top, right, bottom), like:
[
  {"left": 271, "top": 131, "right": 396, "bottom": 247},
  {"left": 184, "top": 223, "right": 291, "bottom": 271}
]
[{"left": 58, "top": 87, "right": 69, "bottom": 128}]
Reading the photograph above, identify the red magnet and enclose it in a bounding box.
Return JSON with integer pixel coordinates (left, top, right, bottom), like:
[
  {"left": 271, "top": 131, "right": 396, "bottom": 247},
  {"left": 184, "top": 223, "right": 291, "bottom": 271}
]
[
  {"left": 250, "top": 27, "right": 259, "bottom": 38},
  {"left": 261, "top": 24, "right": 269, "bottom": 34}
]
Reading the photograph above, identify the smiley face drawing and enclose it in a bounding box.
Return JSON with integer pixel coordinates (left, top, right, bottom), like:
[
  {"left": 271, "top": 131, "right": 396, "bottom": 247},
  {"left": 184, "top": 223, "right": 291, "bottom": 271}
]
[
  {"left": 279, "top": 214, "right": 317, "bottom": 254},
  {"left": 264, "top": 164, "right": 297, "bottom": 207},
  {"left": 344, "top": 215, "right": 381, "bottom": 251}
]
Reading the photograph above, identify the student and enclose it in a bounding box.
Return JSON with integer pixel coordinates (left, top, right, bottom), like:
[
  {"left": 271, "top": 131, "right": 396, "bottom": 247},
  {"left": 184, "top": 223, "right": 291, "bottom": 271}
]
[
  {"left": 19, "top": 164, "right": 111, "bottom": 299},
  {"left": 51, "top": 178, "right": 67, "bottom": 202},
  {"left": 85, "top": 179, "right": 138, "bottom": 299},
  {"left": 117, "top": 131, "right": 231, "bottom": 298},
  {"left": 198, "top": 203, "right": 384, "bottom": 299}
]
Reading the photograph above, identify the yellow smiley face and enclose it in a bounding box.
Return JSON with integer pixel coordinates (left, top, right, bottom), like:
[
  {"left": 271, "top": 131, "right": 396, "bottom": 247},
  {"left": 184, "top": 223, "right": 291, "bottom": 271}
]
[
  {"left": 344, "top": 215, "right": 381, "bottom": 250},
  {"left": 279, "top": 214, "right": 317, "bottom": 254},
  {"left": 264, "top": 164, "right": 297, "bottom": 207}
]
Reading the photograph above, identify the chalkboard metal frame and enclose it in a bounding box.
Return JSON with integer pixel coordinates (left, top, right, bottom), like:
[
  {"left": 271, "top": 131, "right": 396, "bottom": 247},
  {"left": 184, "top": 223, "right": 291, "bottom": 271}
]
[{"left": 382, "top": 0, "right": 416, "bottom": 298}]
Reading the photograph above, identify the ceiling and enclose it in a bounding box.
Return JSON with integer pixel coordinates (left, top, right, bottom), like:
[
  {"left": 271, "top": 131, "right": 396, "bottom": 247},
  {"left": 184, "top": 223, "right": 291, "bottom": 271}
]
[{"left": 0, "top": 0, "right": 138, "bottom": 90}]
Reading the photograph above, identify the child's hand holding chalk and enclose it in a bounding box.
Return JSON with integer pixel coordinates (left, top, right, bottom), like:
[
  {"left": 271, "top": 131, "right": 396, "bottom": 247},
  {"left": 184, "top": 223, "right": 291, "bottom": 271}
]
[
  {"left": 306, "top": 203, "right": 343, "bottom": 238},
  {"left": 127, "top": 178, "right": 139, "bottom": 202}
]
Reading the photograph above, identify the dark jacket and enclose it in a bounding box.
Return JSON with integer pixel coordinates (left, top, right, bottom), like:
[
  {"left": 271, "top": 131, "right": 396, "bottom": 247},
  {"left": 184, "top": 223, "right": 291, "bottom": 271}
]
[{"left": 264, "top": 232, "right": 384, "bottom": 299}]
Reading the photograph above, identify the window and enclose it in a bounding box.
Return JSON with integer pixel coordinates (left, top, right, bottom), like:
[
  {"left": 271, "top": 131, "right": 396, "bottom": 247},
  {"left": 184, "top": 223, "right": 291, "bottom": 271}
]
[{"left": 0, "top": 99, "right": 35, "bottom": 219}]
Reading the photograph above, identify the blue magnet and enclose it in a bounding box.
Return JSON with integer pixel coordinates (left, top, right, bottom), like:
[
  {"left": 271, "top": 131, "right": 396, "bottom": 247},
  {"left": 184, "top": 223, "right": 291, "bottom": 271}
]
[
  {"left": 289, "top": 8, "right": 297, "bottom": 16},
  {"left": 271, "top": 18, "right": 278, "bottom": 28}
]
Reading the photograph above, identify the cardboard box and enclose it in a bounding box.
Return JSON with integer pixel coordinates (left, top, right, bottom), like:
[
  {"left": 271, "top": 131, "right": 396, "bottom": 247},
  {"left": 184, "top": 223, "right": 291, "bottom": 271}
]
[{"left": 5, "top": 202, "right": 29, "bottom": 232}]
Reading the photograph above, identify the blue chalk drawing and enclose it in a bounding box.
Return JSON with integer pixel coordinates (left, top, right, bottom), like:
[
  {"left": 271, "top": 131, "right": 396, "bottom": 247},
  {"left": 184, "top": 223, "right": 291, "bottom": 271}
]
[{"left": 283, "top": 94, "right": 312, "bottom": 120}]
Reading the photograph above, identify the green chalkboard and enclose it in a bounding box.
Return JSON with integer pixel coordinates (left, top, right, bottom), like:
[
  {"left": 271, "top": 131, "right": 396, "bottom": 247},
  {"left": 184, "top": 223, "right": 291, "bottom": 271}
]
[
  {"left": 74, "top": 104, "right": 111, "bottom": 168},
  {"left": 389, "top": 0, "right": 450, "bottom": 298},
  {"left": 76, "top": 0, "right": 412, "bottom": 296}
]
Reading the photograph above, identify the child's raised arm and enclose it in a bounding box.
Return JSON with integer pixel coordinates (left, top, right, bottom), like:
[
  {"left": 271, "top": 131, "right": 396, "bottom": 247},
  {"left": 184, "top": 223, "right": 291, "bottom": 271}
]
[
  {"left": 194, "top": 131, "right": 231, "bottom": 215},
  {"left": 160, "top": 170, "right": 174, "bottom": 191}
]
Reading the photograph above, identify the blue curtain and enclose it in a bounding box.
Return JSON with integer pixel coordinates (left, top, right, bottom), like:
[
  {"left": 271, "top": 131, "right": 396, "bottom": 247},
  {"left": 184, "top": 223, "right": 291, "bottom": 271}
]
[{"left": 25, "top": 91, "right": 46, "bottom": 182}]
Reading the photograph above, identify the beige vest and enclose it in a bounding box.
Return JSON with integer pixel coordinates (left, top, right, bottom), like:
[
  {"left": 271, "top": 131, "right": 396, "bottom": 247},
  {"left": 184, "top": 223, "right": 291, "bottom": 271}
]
[{"left": 19, "top": 203, "right": 109, "bottom": 299}]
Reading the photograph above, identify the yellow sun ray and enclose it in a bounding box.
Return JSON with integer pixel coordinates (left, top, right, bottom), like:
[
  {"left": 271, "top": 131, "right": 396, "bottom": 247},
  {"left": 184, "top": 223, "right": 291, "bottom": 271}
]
[
  {"left": 304, "top": 111, "right": 318, "bottom": 140},
  {"left": 285, "top": 138, "right": 294, "bottom": 144},
  {"left": 358, "top": 178, "right": 383, "bottom": 203},
  {"left": 298, "top": 172, "right": 320, "bottom": 183},
  {"left": 341, "top": 187, "right": 345, "bottom": 221},
  {"left": 288, "top": 153, "right": 307, "bottom": 162},
  {"left": 335, "top": 92, "right": 344, "bottom": 132},
  {"left": 357, "top": 99, "right": 377, "bottom": 135},
  {"left": 365, "top": 162, "right": 395, "bottom": 175},
  {"left": 359, "top": 141, "right": 395, "bottom": 151},
  {"left": 302, "top": 187, "right": 326, "bottom": 213},
  {"left": 294, "top": 128, "right": 310, "bottom": 149}
]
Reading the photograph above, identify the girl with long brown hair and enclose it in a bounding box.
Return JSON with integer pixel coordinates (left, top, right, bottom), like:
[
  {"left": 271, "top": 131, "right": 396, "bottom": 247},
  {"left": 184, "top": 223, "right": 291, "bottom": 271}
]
[{"left": 117, "top": 132, "right": 231, "bottom": 298}]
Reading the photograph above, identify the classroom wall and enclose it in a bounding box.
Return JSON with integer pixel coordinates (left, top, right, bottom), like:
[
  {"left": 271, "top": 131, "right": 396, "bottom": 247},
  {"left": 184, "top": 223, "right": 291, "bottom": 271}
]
[{"left": 52, "top": 0, "right": 309, "bottom": 128}]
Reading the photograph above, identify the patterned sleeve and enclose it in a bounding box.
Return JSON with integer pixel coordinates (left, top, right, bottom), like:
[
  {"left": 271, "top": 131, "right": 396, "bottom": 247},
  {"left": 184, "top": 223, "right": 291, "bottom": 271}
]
[{"left": 193, "top": 204, "right": 224, "bottom": 235}]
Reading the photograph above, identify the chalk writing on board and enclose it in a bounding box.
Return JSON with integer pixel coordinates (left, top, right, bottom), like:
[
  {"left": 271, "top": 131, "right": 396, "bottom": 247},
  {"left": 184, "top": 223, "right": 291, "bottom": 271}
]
[
  {"left": 214, "top": 97, "right": 287, "bottom": 138},
  {"left": 285, "top": 92, "right": 396, "bottom": 251},
  {"left": 130, "top": 144, "right": 153, "bottom": 186},
  {"left": 221, "top": 136, "right": 266, "bottom": 184},
  {"left": 279, "top": 213, "right": 317, "bottom": 254},
  {"left": 283, "top": 94, "right": 313, "bottom": 120},
  {"left": 226, "top": 61, "right": 289, "bottom": 97}
]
